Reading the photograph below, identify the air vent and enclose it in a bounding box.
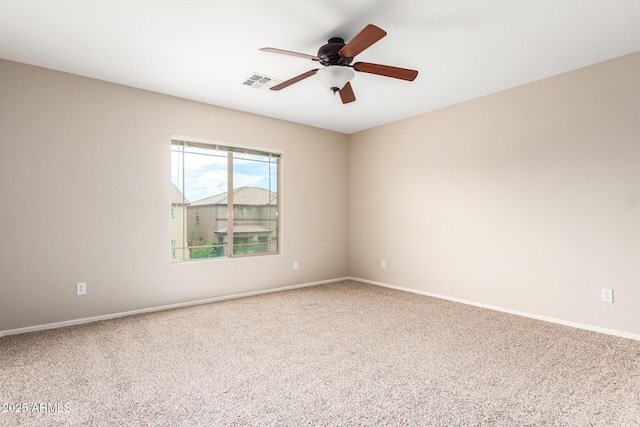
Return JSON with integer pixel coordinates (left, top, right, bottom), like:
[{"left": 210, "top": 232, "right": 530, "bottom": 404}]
[{"left": 242, "top": 73, "right": 283, "bottom": 91}]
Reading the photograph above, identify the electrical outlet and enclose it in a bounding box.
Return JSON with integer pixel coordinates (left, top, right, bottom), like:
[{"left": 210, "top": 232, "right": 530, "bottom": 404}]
[
  {"left": 293, "top": 261, "right": 299, "bottom": 270},
  {"left": 381, "top": 259, "right": 386, "bottom": 268},
  {"left": 77, "top": 282, "right": 87, "bottom": 296},
  {"left": 601, "top": 289, "right": 613, "bottom": 303}
]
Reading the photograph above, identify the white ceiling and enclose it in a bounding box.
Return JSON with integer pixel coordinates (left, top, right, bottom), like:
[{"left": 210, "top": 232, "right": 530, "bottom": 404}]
[{"left": 1, "top": 0, "right": 640, "bottom": 134}]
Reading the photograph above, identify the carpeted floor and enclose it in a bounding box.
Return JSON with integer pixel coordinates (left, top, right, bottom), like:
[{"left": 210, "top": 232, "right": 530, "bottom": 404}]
[{"left": 1, "top": 280, "right": 639, "bottom": 426}]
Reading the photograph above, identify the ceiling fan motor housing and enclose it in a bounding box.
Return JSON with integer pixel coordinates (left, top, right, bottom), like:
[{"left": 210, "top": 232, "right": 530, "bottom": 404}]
[{"left": 318, "top": 38, "right": 353, "bottom": 66}]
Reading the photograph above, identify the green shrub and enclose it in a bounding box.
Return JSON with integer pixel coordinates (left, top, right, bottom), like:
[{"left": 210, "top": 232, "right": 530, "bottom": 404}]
[{"left": 191, "top": 242, "right": 224, "bottom": 259}]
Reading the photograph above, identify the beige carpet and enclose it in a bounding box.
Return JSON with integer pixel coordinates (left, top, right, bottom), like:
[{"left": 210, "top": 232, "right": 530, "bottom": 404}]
[{"left": 1, "top": 280, "right": 639, "bottom": 426}]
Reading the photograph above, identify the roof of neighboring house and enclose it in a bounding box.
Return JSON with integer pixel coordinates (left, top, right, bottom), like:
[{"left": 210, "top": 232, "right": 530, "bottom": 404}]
[
  {"left": 215, "top": 223, "right": 272, "bottom": 234},
  {"left": 171, "top": 183, "right": 190, "bottom": 205},
  {"left": 190, "top": 186, "right": 277, "bottom": 207}
]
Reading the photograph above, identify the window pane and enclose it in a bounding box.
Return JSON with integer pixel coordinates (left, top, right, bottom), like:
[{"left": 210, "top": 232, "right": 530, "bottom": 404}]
[
  {"left": 184, "top": 149, "right": 229, "bottom": 259},
  {"left": 232, "top": 153, "right": 278, "bottom": 255},
  {"left": 171, "top": 143, "right": 228, "bottom": 261}
]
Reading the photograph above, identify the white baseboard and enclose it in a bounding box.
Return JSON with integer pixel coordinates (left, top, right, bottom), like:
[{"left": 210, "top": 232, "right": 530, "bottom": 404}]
[
  {"left": 4, "top": 276, "right": 637, "bottom": 342},
  {"left": 0, "top": 277, "right": 350, "bottom": 337},
  {"left": 349, "top": 277, "right": 640, "bottom": 342}
]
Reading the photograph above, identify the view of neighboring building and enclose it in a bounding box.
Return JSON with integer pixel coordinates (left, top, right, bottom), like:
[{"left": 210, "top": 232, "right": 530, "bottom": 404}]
[
  {"left": 170, "top": 183, "right": 190, "bottom": 261},
  {"left": 187, "top": 186, "right": 278, "bottom": 257}
]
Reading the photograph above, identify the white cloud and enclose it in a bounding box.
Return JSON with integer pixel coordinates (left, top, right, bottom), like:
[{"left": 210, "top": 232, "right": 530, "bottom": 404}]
[
  {"left": 233, "top": 172, "right": 267, "bottom": 188},
  {"left": 187, "top": 169, "right": 227, "bottom": 202}
]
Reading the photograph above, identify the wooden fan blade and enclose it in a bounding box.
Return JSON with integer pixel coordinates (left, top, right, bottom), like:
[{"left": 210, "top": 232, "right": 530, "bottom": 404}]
[
  {"left": 270, "top": 69, "right": 319, "bottom": 91},
  {"left": 260, "top": 47, "right": 320, "bottom": 61},
  {"left": 339, "top": 24, "right": 387, "bottom": 58},
  {"left": 353, "top": 62, "right": 418, "bottom": 81},
  {"left": 339, "top": 82, "right": 356, "bottom": 104}
]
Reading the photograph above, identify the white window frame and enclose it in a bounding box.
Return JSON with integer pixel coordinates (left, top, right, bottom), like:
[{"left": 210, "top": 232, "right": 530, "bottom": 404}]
[{"left": 171, "top": 135, "right": 282, "bottom": 262}]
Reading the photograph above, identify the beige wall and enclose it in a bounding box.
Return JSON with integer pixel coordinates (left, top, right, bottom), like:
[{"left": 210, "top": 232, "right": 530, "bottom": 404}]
[
  {"left": 349, "top": 52, "right": 640, "bottom": 336},
  {"left": 0, "top": 59, "right": 349, "bottom": 331}
]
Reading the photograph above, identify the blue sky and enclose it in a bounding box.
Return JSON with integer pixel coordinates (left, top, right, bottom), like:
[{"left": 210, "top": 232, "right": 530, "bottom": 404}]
[{"left": 171, "top": 149, "right": 277, "bottom": 203}]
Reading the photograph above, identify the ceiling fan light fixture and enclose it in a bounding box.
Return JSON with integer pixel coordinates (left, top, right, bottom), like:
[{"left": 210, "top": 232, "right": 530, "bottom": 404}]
[{"left": 316, "top": 66, "right": 354, "bottom": 93}]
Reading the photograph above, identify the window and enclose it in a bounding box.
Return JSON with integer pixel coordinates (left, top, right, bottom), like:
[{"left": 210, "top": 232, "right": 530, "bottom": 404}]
[{"left": 170, "top": 137, "right": 280, "bottom": 262}]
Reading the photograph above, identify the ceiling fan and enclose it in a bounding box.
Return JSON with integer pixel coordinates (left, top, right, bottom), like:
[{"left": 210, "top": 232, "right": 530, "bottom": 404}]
[{"left": 260, "top": 24, "right": 418, "bottom": 104}]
